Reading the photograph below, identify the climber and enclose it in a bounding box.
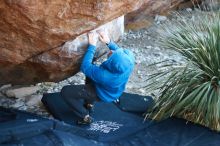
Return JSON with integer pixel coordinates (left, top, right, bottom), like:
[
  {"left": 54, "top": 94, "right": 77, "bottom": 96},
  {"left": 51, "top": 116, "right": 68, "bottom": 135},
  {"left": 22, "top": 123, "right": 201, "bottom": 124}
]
[{"left": 61, "top": 31, "right": 135, "bottom": 124}]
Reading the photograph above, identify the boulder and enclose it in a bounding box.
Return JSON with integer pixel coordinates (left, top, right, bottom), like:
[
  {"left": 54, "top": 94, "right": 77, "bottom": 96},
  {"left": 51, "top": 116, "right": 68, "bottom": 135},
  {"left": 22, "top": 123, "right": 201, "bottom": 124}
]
[
  {"left": 1, "top": 16, "right": 124, "bottom": 85},
  {"left": 202, "top": 0, "right": 220, "bottom": 10},
  {"left": 125, "top": 0, "right": 202, "bottom": 30},
  {"left": 5, "top": 86, "right": 40, "bottom": 98},
  {"left": 0, "top": 84, "right": 12, "bottom": 92},
  {"left": 0, "top": 0, "right": 144, "bottom": 85},
  {"left": 0, "top": 0, "right": 198, "bottom": 85},
  {"left": 26, "top": 94, "right": 43, "bottom": 107}
]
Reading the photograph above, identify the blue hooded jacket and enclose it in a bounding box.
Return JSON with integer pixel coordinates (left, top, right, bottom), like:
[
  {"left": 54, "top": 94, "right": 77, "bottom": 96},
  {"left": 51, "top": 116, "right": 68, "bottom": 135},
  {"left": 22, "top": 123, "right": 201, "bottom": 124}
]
[{"left": 80, "top": 41, "right": 135, "bottom": 102}]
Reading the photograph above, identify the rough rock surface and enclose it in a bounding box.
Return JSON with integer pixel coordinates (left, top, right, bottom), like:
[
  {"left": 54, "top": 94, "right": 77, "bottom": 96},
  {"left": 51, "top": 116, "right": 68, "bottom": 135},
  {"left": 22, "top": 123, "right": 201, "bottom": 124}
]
[
  {"left": 0, "top": 0, "right": 195, "bottom": 85},
  {"left": 125, "top": 0, "right": 201, "bottom": 30},
  {"left": 0, "top": 0, "right": 144, "bottom": 63},
  {"left": 5, "top": 86, "right": 40, "bottom": 98},
  {"left": 2, "top": 16, "right": 124, "bottom": 85},
  {"left": 202, "top": 0, "right": 220, "bottom": 10},
  {"left": 0, "top": 0, "right": 145, "bottom": 85}
]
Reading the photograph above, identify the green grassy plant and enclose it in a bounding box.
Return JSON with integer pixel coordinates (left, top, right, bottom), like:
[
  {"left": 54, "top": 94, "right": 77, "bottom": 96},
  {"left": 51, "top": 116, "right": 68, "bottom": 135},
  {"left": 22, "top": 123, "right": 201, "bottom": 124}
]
[{"left": 146, "top": 10, "right": 220, "bottom": 131}]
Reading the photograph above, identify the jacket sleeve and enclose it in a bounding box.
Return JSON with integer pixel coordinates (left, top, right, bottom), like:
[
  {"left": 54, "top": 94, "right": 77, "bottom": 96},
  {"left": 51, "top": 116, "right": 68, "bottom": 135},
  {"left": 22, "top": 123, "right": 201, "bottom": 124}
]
[
  {"left": 107, "top": 41, "right": 120, "bottom": 51},
  {"left": 80, "top": 44, "right": 108, "bottom": 85}
]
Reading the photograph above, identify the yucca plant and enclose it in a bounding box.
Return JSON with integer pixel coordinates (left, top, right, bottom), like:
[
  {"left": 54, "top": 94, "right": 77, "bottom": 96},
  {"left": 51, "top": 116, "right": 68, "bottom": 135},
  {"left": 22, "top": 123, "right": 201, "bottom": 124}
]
[{"left": 146, "top": 10, "right": 220, "bottom": 131}]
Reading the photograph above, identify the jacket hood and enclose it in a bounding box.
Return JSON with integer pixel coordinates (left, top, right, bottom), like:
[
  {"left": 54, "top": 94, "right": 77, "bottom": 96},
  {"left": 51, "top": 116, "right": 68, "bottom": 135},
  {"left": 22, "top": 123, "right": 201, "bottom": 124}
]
[{"left": 101, "top": 49, "right": 134, "bottom": 74}]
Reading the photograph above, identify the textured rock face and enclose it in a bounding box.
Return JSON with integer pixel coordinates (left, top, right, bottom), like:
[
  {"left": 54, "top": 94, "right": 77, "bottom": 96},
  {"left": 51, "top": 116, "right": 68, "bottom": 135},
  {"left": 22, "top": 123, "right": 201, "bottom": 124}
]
[
  {"left": 1, "top": 16, "right": 124, "bottom": 85},
  {"left": 0, "top": 0, "right": 144, "bottom": 85},
  {"left": 0, "top": 0, "right": 143, "bottom": 64},
  {"left": 125, "top": 0, "right": 200, "bottom": 30},
  {"left": 202, "top": 0, "right": 220, "bottom": 10},
  {"left": 0, "top": 0, "right": 192, "bottom": 85}
]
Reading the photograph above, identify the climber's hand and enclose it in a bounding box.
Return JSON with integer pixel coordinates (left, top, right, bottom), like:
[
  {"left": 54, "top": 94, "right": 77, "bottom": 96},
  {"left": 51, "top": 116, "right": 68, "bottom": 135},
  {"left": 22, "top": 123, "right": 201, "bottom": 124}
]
[
  {"left": 88, "top": 32, "right": 98, "bottom": 46},
  {"left": 97, "top": 31, "right": 110, "bottom": 44}
]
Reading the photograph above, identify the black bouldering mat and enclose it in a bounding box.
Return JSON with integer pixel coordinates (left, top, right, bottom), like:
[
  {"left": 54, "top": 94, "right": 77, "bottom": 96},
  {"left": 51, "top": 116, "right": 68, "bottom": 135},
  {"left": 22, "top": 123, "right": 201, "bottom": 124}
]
[
  {"left": 117, "top": 92, "right": 154, "bottom": 113},
  {"left": 42, "top": 92, "right": 151, "bottom": 142},
  {"left": 0, "top": 107, "right": 105, "bottom": 146},
  {"left": 0, "top": 107, "right": 54, "bottom": 144},
  {"left": 1, "top": 91, "right": 220, "bottom": 146},
  {"left": 41, "top": 92, "right": 220, "bottom": 146},
  {"left": 3, "top": 130, "right": 105, "bottom": 146}
]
